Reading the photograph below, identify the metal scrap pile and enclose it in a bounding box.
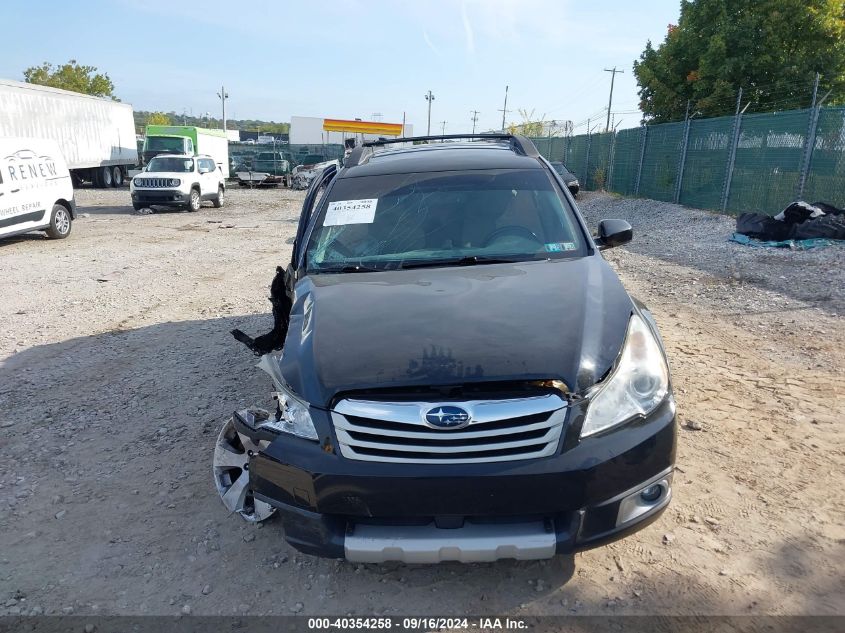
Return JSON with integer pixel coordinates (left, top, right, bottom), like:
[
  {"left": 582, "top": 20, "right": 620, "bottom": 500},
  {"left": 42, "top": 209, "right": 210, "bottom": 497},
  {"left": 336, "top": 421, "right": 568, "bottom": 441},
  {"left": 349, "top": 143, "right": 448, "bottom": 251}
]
[{"left": 291, "top": 159, "right": 340, "bottom": 190}]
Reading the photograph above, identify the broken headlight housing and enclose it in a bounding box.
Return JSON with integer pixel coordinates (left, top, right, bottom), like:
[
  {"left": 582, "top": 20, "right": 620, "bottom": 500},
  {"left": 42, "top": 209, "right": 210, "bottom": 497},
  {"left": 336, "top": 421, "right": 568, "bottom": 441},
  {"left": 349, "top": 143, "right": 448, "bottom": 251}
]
[
  {"left": 262, "top": 383, "right": 318, "bottom": 441},
  {"left": 581, "top": 314, "right": 669, "bottom": 437},
  {"left": 255, "top": 354, "right": 318, "bottom": 441}
]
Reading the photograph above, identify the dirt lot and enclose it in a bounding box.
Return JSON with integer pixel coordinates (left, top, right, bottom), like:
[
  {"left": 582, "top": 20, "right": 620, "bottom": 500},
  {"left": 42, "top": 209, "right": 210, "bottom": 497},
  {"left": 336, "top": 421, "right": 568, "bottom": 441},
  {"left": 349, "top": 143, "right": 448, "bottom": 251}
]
[{"left": 0, "top": 187, "right": 842, "bottom": 618}]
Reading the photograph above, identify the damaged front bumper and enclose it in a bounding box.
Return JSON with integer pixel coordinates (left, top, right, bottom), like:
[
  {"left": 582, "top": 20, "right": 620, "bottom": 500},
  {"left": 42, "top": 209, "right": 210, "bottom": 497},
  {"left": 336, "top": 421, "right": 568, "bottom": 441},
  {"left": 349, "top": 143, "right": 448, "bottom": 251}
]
[{"left": 231, "top": 396, "right": 676, "bottom": 562}]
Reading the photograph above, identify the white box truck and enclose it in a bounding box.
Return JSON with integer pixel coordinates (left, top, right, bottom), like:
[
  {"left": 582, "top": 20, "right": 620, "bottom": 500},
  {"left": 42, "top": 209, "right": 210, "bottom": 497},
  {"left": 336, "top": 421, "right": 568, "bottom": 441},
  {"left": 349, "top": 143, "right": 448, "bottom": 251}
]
[
  {"left": 0, "top": 78, "right": 138, "bottom": 188},
  {"left": 142, "top": 126, "right": 230, "bottom": 178}
]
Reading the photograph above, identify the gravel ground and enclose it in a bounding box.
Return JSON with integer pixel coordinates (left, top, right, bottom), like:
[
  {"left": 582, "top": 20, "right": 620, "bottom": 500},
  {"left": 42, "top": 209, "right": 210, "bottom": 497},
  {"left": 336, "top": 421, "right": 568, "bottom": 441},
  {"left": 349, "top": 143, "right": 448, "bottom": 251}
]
[
  {"left": 577, "top": 191, "right": 845, "bottom": 314},
  {"left": 0, "top": 186, "right": 842, "bottom": 619}
]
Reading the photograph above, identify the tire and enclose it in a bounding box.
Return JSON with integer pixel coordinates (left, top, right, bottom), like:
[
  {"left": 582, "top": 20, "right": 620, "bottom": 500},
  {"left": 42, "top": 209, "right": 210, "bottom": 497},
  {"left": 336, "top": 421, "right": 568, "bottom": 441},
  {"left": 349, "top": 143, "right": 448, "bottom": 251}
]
[
  {"left": 187, "top": 188, "right": 201, "bottom": 212},
  {"left": 112, "top": 166, "right": 124, "bottom": 187},
  {"left": 132, "top": 202, "right": 144, "bottom": 211},
  {"left": 212, "top": 186, "right": 225, "bottom": 208},
  {"left": 91, "top": 168, "right": 102, "bottom": 188},
  {"left": 99, "top": 166, "right": 113, "bottom": 188},
  {"left": 45, "top": 204, "right": 72, "bottom": 239}
]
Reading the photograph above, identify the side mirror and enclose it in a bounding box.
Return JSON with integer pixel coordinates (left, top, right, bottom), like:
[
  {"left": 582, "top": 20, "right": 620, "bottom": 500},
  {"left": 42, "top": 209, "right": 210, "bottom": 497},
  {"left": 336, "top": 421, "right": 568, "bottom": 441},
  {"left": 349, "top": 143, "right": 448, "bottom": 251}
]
[{"left": 595, "top": 219, "right": 633, "bottom": 250}]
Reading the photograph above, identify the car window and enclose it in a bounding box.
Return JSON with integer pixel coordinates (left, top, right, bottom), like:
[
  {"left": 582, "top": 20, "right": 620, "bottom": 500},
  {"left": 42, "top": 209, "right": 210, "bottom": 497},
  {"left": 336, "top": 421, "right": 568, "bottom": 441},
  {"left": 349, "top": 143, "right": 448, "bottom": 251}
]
[
  {"left": 147, "top": 157, "right": 194, "bottom": 173},
  {"left": 305, "top": 168, "right": 585, "bottom": 272}
]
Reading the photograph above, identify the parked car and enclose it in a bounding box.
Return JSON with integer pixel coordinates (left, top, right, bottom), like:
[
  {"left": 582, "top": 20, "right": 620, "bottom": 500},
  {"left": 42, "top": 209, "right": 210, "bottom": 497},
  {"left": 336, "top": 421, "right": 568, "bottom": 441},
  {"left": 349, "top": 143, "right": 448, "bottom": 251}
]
[
  {"left": 550, "top": 161, "right": 580, "bottom": 197},
  {"left": 236, "top": 151, "right": 293, "bottom": 187},
  {"left": 130, "top": 154, "right": 225, "bottom": 212},
  {"left": 0, "top": 137, "right": 76, "bottom": 240},
  {"left": 219, "top": 134, "right": 675, "bottom": 563}
]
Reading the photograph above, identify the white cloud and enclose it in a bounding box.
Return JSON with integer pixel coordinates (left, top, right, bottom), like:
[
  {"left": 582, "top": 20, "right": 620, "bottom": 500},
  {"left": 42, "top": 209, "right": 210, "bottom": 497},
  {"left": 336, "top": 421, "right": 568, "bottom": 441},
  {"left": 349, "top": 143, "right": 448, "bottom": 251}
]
[
  {"left": 461, "top": 2, "right": 475, "bottom": 56},
  {"left": 422, "top": 30, "right": 441, "bottom": 57}
]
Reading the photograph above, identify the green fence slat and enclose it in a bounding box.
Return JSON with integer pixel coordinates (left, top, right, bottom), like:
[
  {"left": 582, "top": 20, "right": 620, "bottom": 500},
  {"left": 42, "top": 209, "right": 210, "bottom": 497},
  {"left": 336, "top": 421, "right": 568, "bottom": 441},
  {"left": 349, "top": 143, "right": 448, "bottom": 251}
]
[
  {"left": 802, "top": 106, "right": 845, "bottom": 208},
  {"left": 678, "top": 115, "right": 734, "bottom": 210},
  {"left": 727, "top": 109, "right": 810, "bottom": 215},
  {"left": 637, "top": 121, "right": 684, "bottom": 202}
]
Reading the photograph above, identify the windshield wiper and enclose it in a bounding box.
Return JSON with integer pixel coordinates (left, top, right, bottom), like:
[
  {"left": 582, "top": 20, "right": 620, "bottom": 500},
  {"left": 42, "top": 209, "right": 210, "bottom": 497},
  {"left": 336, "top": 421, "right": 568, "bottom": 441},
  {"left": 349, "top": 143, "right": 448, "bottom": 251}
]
[
  {"left": 311, "top": 264, "right": 382, "bottom": 274},
  {"left": 399, "top": 255, "right": 532, "bottom": 270}
]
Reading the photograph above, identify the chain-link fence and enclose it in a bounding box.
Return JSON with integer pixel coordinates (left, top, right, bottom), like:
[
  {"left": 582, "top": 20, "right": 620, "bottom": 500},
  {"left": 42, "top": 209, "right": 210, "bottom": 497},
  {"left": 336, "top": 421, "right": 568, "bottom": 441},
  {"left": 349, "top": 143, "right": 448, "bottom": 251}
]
[
  {"left": 228, "top": 142, "right": 344, "bottom": 170},
  {"left": 531, "top": 105, "right": 845, "bottom": 215}
]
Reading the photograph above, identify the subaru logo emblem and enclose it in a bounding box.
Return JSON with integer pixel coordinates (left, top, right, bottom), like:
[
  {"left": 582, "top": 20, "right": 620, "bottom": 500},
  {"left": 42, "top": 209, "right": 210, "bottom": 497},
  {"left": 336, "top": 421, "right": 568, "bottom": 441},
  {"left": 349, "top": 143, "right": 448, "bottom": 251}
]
[{"left": 425, "top": 405, "right": 471, "bottom": 429}]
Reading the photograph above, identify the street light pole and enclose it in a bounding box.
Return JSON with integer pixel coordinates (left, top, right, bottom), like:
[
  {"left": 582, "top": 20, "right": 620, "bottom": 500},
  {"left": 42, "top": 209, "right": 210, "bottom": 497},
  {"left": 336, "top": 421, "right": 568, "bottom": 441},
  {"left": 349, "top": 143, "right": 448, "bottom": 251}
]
[
  {"left": 217, "top": 86, "right": 229, "bottom": 132},
  {"left": 425, "top": 90, "right": 435, "bottom": 135}
]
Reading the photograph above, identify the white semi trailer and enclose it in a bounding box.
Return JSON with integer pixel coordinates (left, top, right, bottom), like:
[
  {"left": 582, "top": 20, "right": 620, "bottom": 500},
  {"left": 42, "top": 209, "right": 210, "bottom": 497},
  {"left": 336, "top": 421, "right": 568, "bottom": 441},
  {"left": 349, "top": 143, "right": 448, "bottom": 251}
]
[{"left": 0, "top": 78, "right": 138, "bottom": 188}]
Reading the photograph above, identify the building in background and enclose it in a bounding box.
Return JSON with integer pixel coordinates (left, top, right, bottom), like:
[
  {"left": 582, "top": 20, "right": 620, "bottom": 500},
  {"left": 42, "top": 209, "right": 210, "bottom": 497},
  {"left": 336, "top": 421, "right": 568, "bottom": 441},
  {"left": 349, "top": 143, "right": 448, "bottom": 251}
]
[{"left": 290, "top": 116, "right": 411, "bottom": 145}]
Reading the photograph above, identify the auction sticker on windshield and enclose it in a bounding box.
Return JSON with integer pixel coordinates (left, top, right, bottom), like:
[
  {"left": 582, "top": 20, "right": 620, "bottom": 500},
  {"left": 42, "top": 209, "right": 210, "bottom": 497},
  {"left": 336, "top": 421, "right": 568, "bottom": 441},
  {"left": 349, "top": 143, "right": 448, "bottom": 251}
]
[{"left": 324, "top": 198, "right": 378, "bottom": 226}]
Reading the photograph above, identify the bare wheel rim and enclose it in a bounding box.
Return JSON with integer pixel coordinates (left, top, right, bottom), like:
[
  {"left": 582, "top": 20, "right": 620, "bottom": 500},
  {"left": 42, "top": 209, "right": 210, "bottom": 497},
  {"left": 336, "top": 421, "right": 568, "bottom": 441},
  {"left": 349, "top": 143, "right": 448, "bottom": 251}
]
[
  {"left": 190, "top": 191, "right": 200, "bottom": 210},
  {"left": 212, "top": 418, "right": 276, "bottom": 523},
  {"left": 112, "top": 167, "right": 123, "bottom": 186},
  {"left": 54, "top": 208, "right": 70, "bottom": 234},
  {"left": 102, "top": 167, "right": 112, "bottom": 186},
  {"left": 218, "top": 188, "right": 225, "bottom": 205}
]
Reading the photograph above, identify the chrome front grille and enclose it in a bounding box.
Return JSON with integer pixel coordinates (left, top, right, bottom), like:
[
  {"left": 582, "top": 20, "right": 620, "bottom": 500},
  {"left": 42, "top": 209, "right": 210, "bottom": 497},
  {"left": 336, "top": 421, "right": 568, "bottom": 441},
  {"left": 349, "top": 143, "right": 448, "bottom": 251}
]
[
  {"left": 332, "top": 395, "right": 567, "bottom": 464},
  {"left": 134, "top": 178, "right": 170, "bottom": 188}
]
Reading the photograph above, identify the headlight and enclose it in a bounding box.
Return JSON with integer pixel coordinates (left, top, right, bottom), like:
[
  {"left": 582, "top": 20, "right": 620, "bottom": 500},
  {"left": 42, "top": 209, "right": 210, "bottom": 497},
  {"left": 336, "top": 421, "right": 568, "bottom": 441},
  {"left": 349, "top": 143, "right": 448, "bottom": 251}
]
[
  {"left": 255, "top": 354, "right": 318, "bottom": 441},
  {"left": 169, "top": 178, "right": 181, "bottom": 187},
  {"left": 259, "top": 383, "right": 318, "bottom": 440},
  {"left": 132, "top": 178, "right": 141, "bottom": 186},
  {"left": 581, "top": 314, "right": 669, "bottom": 437}
]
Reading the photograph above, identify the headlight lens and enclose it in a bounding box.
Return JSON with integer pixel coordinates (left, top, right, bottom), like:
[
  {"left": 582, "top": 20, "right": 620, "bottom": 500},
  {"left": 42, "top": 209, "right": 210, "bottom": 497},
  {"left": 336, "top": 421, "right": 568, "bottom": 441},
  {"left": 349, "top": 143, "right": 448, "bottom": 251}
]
[
  {"left": 254, "top": 354, "right": 318, "bottom": 441},
  {"left": 259, "top": 383, "right": 318, "bottom": 440},
  {"left": 581, "top": 314, "right": 669, "bottom": 437},
  {"left": 169, "top": 178, "right": 181, "bottom": 187}
]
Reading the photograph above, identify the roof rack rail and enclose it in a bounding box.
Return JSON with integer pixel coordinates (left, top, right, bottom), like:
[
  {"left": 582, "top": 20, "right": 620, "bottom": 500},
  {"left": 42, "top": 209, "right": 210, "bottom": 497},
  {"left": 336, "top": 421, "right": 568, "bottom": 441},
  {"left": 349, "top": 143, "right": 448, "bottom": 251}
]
[{"left": 345, "top": 133, "right": 539, "bottom": 167}]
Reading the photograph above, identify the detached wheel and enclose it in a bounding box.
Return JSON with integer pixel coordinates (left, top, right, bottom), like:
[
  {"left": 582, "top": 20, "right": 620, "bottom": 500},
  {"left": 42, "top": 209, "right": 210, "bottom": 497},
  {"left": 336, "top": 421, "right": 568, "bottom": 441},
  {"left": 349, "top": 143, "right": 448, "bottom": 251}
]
[
  {"left": 213, "top": 186, "right": 225, "bottom": 208},
  {"left": 187, "top": 188, "right": 201, "bottom": 212},
  {"left": 45, "top": 204, "right": 72, "bottom": 239},
  {"left": 112, "top": 167, "right": 124, "bottom": 187},
  {"left": 212, "top": 417, "right": 276, "bottom": 523}
]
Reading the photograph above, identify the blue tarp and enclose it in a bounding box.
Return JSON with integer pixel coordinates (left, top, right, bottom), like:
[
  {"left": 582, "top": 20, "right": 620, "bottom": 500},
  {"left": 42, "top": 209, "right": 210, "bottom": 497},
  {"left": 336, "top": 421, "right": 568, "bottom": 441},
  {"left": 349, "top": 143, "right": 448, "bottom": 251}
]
[{"left": 730, "top": 232, "right": 836, "bottom": 250}]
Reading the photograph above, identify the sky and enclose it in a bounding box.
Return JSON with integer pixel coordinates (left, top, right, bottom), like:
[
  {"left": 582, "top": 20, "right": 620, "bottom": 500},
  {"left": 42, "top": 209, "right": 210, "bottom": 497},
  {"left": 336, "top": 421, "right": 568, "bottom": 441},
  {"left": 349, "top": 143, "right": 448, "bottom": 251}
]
[{"left": 0, "top": 0, "right": 681, "bottom": 134}]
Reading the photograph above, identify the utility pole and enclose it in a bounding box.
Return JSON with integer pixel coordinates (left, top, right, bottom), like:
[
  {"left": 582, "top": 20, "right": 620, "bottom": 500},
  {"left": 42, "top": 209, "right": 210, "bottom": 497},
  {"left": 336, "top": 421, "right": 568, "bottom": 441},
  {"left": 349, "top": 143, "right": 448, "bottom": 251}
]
[
  {"left": 470, "top": 110, "right": 480, "bottom": 134},
  {"left": 425, "top": 90, "right": 435, "bottom": 135},
  {"left": 217, "top": 86, "right": 229, "bottom": 132},
  {"left": 440, "top": 121, "right": 447, "bottom": 138},
  {"left": 603, "top": 67, "right": 624, "bottom": 132},
  {"left": 499, "top": 85, "right": 510, "bottom": 131}
]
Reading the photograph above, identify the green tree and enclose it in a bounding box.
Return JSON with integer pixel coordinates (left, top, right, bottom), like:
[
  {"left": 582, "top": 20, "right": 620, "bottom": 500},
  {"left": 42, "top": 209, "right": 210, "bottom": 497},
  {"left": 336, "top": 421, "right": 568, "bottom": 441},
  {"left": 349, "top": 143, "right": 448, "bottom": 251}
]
[
  {"left": 23, "top": 60, "right": 117, "bottom": 99},
  {"left": 146, "top": 112, "right": 171, "bottom": 126},
  {"left": 633, "top": 0, "right": 845, "bottom": 122}
]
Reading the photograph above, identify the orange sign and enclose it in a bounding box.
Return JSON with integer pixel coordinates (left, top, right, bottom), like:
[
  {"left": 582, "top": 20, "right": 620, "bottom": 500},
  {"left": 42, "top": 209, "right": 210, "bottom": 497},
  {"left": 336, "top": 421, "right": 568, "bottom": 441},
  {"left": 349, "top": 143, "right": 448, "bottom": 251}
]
[{"left": 322, "top": 119, "right": 403, "bottom": 136}]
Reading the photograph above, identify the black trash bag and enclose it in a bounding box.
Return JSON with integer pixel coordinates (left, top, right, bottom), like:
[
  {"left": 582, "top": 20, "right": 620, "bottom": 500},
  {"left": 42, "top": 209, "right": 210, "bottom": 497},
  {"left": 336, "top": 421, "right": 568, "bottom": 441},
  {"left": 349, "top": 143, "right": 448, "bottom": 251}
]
[
  {"left": 792, "top": 214, "right": 845, "bottom": 241},
  {"left": 736, "top": 213, "right": 794, "bottom": 241},
  {"left": 779, "top": 201, "right": 823, "bottom": 224},
  {"left": 811, "top": 201, "right": 845, "bottom": 217}
]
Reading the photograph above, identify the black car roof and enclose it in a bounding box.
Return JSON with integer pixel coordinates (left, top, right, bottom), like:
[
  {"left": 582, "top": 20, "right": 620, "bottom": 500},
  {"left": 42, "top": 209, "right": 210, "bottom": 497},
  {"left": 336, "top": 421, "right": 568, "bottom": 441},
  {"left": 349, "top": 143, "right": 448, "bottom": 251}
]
[{"left": 339, "top": 136, "right": 544, "bottom": 178}]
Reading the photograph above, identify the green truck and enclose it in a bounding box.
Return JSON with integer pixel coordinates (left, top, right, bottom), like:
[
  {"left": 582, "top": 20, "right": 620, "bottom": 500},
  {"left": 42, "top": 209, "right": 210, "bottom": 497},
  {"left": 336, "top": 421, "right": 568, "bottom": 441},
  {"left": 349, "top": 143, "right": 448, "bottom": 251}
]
[{"left": 142, "top": 125, "right": 230, "bottom": 177}]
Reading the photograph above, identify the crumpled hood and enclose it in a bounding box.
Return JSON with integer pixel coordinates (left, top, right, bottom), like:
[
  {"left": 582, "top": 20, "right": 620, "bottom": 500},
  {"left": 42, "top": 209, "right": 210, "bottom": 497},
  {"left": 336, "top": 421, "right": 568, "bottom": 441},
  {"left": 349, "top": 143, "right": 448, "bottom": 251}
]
[{"left": 279, "top": 257, "right": 634, "bottom": 407}]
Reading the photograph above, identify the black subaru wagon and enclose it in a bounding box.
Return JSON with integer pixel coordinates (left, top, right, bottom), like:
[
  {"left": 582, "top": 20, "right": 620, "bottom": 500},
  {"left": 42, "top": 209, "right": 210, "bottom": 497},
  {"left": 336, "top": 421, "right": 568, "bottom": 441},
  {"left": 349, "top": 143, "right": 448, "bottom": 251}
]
[{"left": 217, "top": 134, "right": 676, "bottom": 563}]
